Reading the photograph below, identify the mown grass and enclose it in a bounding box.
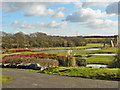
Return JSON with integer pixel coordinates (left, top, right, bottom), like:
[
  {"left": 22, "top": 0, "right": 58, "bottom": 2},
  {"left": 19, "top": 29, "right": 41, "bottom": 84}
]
[
  {"left": 86, "top": 55, "right": 115, "bottom": 65},
  {"left": 0, "top": 75, "right": 15, "bottom": 84},
  {"left": 2, "top": 43, "right": 116, "bottom": 57},
  {"left": 86, "top": 43, "right": 109, "bottom": 47},
  {"left": 40, "top": 67, "right": 120, "bottom": 81},
  {"left": 31, "top": 43, "right": 105, "bottom": 51},
  {"left": 55, "top": 47, "right": 117, "bottom": 56},
  {"left": 90, "top": 47, "right": 117, "bottom": 54}
]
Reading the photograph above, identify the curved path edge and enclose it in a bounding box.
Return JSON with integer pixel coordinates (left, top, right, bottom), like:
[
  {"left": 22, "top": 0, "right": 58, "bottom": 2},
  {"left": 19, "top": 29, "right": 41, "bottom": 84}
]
[{"left": 2, "top": 69, "right": 119, "bottom": 88}]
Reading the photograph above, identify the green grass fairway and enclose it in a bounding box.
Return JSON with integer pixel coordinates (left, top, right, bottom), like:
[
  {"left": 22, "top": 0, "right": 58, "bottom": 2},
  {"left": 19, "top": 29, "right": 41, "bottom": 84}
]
[
  {"left": 90, "top": 47, "right": 117, "bottom": 54},
  {"left": 30, "top": 43, "right": 106, "bottom": 51},
  {"left": 56, "top": 47, "right": 117, "bottom": 56},
  {"left": 86, "top": 55, "right": 115, "bottom": 65},
  {"left": 2, "top": 43, "right": 117, "bottom": 57},
  {"left": 40, "top": 67, "right": 120, "bottom": 81}
]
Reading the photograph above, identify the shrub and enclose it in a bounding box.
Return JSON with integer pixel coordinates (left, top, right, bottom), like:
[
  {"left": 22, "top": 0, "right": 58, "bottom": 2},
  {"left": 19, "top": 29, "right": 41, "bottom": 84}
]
[
  {"left": 41, "top": 67, "right": 120, "bottom": 81},
  {"left": 76, "top": 58, "right": 86, "bottom": 66},
  {"left": 3, "top": 53, "right": 57, "bottom": 59},
  {"left": 108, "top": 47, "right": 120, "bottom": 68},
  {"left": 66, "top": 50, "right": 76, "bottom": 67},
  {"left": 57, "top": 56, "right": 67, "bottom": 66},
  {"left": 2, "top": 56, "right": 59, "bottom": 67},
  {"left": 2, "top": 53, "right": 69, "bottom": 67},
  {"left": 8, "top": 49, "right": 35, "bottom": 53}
]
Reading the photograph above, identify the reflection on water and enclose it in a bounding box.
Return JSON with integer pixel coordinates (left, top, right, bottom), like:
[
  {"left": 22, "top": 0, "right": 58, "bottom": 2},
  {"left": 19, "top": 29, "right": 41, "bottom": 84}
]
[
  {"left": 89, "top": 54, "right": 116, "bottom": 56},
  {"left": 35, "top": 48, "right": 101, "bottom": 52},
  {"left": 83, "top": 48, "right": 101, "bottom": 51},
  {"left": 86, "top": 64, "right": 107, "bottom": 68}
]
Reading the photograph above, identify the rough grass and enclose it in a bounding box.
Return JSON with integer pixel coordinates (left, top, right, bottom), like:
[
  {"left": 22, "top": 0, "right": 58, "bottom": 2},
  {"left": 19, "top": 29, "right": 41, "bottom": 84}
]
[
  {"left": 30, "top": 43, "right": 105, "bottom": 51},
  {"left": 40, "top": 67, "right": 120, "bottom": 81},
  {"left": 56, "top": 47, "right": 117, "bottom": 56},
  {"left": 86, "top": 55, "right": 115, "bottom": 65},
  {"left": 0, "top": 75, "right": 15, "bottom": 84},
  {"left": 2, "top": 43, "right": 117, "bottom": 57},
  {"left": 90, "top": 47, "right": 117, "bottom": 54}
]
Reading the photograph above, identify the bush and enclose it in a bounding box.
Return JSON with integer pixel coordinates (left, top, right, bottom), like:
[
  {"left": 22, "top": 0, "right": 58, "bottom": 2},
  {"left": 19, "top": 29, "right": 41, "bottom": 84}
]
[
  {"left": 66, "top": 55, "right": 76, "bottom": 67},
  {"left": 8, "top": 49, "right": 35, "bottom": 53},
  {"left": 108, "top": 59, "right": 120, "bottom": 68},
  {"left": 76, "top": 58, "right": 86, "bottom": 66},
  {"left": 41, "top": 67, "right": 120, "bottom": 81},
  {"left": 66, "top": 50, "right": 76, "bottom": 67},
  {"left": 58, "top": 56, "right": 67, "bottom": 66},
  {"left": 108, "top": 47, "right": 120, "bottom": 68},
  {"left": 2, "top": 56, "right": 59, "bottom": 67}
]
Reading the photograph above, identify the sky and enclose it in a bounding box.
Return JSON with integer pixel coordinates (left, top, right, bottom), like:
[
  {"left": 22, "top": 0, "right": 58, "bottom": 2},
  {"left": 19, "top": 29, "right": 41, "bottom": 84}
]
[{"left": 1, "top": 0, "right": 119, "bottom": 36}]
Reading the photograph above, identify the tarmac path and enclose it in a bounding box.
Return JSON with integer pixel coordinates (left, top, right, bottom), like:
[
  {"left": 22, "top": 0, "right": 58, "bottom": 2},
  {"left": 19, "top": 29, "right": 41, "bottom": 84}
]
[{"left": 2, "top": 69, "right": 119, "bottom": 88}]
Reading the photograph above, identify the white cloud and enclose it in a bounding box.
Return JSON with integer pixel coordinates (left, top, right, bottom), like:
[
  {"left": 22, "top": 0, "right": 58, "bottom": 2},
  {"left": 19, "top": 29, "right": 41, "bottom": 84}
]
[
  {"left": 73, "top": 0, "right": 111, "bottom": 8},
  {"left": 2, "top": 2, "right": 55, "bottom": 16},
  {"left": 82, "top": 0, "right": 119, "bottom": 8},
  {"left": 79, "top": 19, "right": 118, "bottom": 29},
  {"left": 24, "top": 5, "right": 55, "bottom": 16},
  {"left": 48, "top": 21, "right": 67, "bottom": 28},
  {"left": 2, "top": 2, "right": 67, "bottom": 17},
  {"left": 106, "top": 2, "right": 120, "bottom": 15},
  {"left": 65, "top": 8, "right": 117, "bottom": 29},
  {"left": 10, "top": 21, "right": 67, "bottom": 29},
  {"left": 82, "top": 2, "right": 110, "bottom": 8},
  {"left": 52, "top": 11, "right": 65, "bottom": 18},
  {"left": 74, "top": 1, "right": 83, "bottom": 8},
  {"left": 56, "top": 7, "right": 65, "bottom": 11},
  {"left": 66, "top": 8, "right": 115, "bottom": 22}
]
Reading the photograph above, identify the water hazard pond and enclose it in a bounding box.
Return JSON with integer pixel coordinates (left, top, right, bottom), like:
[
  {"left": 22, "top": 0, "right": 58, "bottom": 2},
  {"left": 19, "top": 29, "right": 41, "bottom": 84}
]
[
  {"left": 89, "top": 54, "right": 116, "bottom": 56},
  {"left": 35, "top": 48, "right": 101, "bottom": 52},
  {"left": 35, "top": 47, "right": 116, "bottom": 68},
  {"left": 86, "top": 64, "right": 107, "bottom": 68}
]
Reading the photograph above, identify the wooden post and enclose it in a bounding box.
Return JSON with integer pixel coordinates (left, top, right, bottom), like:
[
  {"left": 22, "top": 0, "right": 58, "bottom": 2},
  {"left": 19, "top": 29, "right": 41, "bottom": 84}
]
[
  {"left": 103, "top": 43, "right": 106, "bottom": 47},
  {"left": 117, "top": 35, "right": 119, "bottom": 46},
  {"left": 111, "top": 40, "right": 114, "bottom": 47}
]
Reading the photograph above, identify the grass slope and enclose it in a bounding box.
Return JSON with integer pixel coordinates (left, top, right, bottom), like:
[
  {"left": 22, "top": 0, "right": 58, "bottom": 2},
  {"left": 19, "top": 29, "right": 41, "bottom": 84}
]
[
  {"left": 86, "top": 55, "right": 115, "bottom": 65},
  {"left": 2, "top": 43, "right": 117, "bottom": 57},
  {"left": 40, "top": 67, "right": 120, "bottom": 81},
  {"left": 30, "top": 43, "right": 105, "bottom": 51}
]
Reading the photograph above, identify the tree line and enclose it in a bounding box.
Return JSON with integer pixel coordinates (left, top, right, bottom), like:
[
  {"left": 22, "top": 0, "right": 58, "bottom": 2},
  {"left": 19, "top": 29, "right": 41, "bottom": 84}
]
[
  {"left": 83, "top": 35, "right": 118, "bottom": 38},
  {"left": 1, "top": 32, "right": 87, "bottom": 49}
]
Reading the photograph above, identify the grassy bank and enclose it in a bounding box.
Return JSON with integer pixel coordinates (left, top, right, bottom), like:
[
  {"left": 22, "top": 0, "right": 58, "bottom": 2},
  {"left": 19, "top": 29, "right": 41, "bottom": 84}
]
[
  {"left": 30, "top": 43, "right": 105, "bottom": 51},
  {"left": 0, "top": 75, "right": 14, "bottom": 84},
  {"left": 2, "top": 47, "right": 117, "bottom": 57},
  {"left": 90, "top": 47, "right": 117, "bottom": 54},
  {"left": 86, "top": 55, "right": 115, "bottom": 65},
  {"left": 40, "top": 67, "right": 120, "bottom": 81},
  {"left": 55, "top": 47, "right": 117, "bottom": 56},
  {"left": 2, "top": 43, "right": 117, "bottom": 57}
]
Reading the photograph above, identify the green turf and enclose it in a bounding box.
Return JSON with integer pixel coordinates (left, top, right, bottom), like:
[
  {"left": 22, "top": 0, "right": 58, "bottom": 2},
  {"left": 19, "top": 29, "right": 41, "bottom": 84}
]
[
  {"left": 90, "top": 47, "right": 117, "bottom": 54},
  {"left": 56, "top": 47, "right": 117, "bottom": 56},
  {"left": 30, "top": 43, "right": 106, "bottom": 51},
  {"left": 86, "top": 55, "right": 115, "bottom": 65},
  {"left": 40, "top": 67, "right": 120, "bottom": 81},
  {"left": 2, "top": 43, "right": 117, "bottom": 57}
]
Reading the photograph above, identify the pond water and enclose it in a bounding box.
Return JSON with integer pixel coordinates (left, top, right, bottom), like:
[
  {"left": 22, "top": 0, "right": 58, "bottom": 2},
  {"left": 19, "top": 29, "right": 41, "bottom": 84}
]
[
  {"left": 35, "top": 48, "right": 101, "bottom": 52},
  {"left": 89, "top": 54, "right": 116, "bottom": 56},
  {"left": 86, "top": 64, "right": 107, "bottom": 68}
]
